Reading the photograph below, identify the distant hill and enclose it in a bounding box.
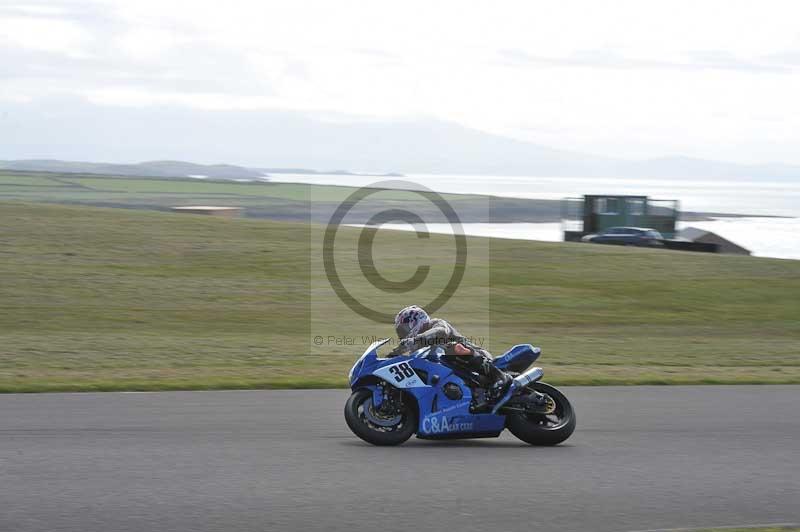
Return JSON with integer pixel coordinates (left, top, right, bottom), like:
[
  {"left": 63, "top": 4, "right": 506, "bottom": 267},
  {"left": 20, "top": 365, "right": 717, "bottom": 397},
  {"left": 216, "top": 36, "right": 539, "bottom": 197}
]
[
  {"left": 258, "top": 168, "right": 403, "bottom": 177},
  {"left": 3, "top": 99, "right": 800, "bottom": 180},
  {"left": 619, "top": 156, "right": 800, "bottom": 181},
  {"left": 0, "top": 160, "right": 408, "bottom": 180},
  {"left": 4, "top": 152, "right": 800, "bottom": 183},
  {"left": 0, "top": 159, "right": 267, "bottom": 180}
]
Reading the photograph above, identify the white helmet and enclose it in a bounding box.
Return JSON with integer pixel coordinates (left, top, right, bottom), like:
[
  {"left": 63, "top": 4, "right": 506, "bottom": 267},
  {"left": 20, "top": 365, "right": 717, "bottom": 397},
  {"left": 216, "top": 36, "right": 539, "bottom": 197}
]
[{"left": 394, "top": 305, "right": 430, "bottom": 339}]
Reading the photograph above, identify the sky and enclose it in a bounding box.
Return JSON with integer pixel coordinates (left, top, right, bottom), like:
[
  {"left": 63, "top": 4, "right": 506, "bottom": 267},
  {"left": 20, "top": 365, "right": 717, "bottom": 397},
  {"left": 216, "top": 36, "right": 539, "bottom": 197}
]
[{"left": 2, "top": 0, "right": 800, "bottom": 165}]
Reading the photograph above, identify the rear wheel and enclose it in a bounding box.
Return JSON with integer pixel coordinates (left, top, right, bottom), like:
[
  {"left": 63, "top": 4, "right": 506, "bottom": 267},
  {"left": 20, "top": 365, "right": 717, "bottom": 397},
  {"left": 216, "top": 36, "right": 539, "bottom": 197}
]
[
  {"left": 506, "top": 382, "right": 576, "bottom": 445},
  {"left": 344, "top": 388, "right": 417, "bottom": 446}
]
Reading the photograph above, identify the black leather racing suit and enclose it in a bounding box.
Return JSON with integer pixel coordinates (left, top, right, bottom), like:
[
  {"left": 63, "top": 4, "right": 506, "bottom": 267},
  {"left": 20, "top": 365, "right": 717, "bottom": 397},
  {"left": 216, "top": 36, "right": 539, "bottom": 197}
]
[{"left": 399, "top": 318, "right": 506, "bottom": 384}]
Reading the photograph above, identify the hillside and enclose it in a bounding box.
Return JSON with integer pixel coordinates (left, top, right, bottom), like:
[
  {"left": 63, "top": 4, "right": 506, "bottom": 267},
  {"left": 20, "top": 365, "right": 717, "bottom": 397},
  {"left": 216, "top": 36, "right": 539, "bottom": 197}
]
[
  {"left": 0, "top": 170, "right": 752, "bottom": 223},
  {"left": 0, "top": 159, "right": 266, "bottom": 180},
  {"left": 1, "top": 202, "right": 798, "bottom": 392},
  {"left": 5, "top": 100, "right": 800, "bottom": 179}
]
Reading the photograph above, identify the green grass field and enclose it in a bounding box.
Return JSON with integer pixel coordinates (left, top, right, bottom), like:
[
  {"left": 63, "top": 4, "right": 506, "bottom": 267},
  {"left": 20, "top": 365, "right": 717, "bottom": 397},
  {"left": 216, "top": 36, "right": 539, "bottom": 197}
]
[
  {"left": 0, "top": 201, "right": 798, "bottom": 392},
  {"left": 0, "top": 170, "right": 578, "bottom": 224},
  {"left": 0, "top": 170, "right": 477, "bottom": 203},
  {"left": 0, "top": 170, "right": 737, "bottom": 224}
]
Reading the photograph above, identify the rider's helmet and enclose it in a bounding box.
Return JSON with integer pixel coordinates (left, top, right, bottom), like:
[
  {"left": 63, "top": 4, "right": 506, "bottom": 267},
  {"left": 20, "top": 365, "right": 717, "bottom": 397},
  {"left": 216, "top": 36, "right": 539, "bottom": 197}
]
[{"left": 394, "top": 305, "right": 430, "bottom": 339}]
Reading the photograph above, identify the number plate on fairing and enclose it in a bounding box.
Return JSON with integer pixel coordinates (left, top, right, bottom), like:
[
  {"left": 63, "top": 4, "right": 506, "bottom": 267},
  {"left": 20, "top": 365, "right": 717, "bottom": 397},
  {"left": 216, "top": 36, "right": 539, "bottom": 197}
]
[{"left": 373, "top": 361, "right": 429, "bottom": 388}]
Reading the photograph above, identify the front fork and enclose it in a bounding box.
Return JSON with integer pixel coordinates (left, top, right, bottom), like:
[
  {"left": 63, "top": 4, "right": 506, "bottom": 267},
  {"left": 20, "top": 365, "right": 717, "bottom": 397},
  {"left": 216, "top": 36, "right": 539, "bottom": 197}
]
[{"left": 370, "top": 381, "right": 403, "bottom": 413}]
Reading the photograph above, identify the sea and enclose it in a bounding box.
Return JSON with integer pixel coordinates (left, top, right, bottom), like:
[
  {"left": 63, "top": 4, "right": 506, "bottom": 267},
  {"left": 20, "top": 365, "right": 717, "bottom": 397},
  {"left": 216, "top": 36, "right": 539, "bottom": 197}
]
[{"left": 268, "top": 173, "right": 800, "bottom": 260}]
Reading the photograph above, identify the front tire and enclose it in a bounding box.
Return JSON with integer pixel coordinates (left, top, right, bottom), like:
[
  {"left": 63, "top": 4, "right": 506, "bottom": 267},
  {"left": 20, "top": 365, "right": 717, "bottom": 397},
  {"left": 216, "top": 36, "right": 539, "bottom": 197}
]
[
  {"left": 344, "top": 388, "right": 417, "bottom": 446},
  {"left": 506, "top": 382, "right": 576, "bottom": 445}
]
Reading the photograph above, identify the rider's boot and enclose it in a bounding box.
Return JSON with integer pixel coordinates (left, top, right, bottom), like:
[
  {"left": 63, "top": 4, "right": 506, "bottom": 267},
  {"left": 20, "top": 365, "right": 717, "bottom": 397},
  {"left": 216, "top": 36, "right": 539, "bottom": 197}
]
[
  {"left": 484, "top": 360, "right": 513, "bottom": 401},
  {"left": 452, "top": 346, "right": 513, "bottom": 403}
]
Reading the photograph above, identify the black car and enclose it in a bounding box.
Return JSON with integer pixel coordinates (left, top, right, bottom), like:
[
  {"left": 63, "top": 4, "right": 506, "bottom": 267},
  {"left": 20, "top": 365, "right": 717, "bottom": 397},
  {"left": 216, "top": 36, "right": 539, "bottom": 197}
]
[{"left": 581, "top": 227, "right": 664, "bottom": 247}]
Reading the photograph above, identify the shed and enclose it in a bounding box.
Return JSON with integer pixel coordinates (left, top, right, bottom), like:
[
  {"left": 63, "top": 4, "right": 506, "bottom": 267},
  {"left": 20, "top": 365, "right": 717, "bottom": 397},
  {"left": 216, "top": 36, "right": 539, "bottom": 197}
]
[{"left": 679, "top": 227, "right": 750, "bottom": 255}]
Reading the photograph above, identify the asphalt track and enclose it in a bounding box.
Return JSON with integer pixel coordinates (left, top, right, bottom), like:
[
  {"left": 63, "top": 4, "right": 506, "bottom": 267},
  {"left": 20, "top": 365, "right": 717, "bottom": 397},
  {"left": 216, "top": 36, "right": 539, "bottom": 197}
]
[{"left": 1, "top": 386, "right": 798, "bottom": 532}]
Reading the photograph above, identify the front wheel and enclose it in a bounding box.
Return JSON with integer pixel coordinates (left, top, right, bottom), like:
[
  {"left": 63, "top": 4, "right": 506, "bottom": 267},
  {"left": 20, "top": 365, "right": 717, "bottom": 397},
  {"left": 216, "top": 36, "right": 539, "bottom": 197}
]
[
  {"left": 506, "top": 382, "right": 576, "bottom": 445},
  {"left": 344, "top": 388, "right": 417, "bottom": 446}
]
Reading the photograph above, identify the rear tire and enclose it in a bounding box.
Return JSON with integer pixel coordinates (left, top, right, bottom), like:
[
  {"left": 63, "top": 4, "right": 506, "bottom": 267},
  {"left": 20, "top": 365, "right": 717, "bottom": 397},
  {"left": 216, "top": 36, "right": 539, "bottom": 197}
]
[
  {"left": 506, "top": 382, "right": 576, "bottom": 446},
  {"left": 344, "top": 388, "right": 417, "bottom": 446}
]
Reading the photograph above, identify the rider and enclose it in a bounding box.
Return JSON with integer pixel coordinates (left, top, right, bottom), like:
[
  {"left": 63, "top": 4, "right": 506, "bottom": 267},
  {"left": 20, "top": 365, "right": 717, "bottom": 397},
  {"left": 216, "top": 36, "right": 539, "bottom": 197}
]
[{"left": 391, "top": 305, "right": 512, "bottom": 399}]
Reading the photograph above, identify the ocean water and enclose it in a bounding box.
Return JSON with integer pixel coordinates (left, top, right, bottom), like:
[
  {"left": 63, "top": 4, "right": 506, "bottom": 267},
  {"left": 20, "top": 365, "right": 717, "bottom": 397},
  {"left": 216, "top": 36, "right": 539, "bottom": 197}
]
[
  {"left": 271, "top": 173, "right": 800, "bottom": 260},
  {"left": 359, "top": 218, "right": 799, "bottom": 260},
  {"left": 270, "top": 173, "right": 800, "bottom": 217}
]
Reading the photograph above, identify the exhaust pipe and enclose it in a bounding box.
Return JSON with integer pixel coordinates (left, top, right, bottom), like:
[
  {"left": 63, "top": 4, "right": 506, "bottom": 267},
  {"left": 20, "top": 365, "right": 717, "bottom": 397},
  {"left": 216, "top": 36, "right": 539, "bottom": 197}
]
[
  {"left": 492, "top": 367, "right": 544, "bottom": 414},
  {"left": 513, "top": 367, "right": 544, "bottom": 388}
]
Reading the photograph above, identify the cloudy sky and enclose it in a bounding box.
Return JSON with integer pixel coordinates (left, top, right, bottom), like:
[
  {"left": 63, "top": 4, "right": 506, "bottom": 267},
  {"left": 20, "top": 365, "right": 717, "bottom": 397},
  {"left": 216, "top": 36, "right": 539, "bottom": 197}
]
[{"left": 2, "top": 0, "right": 800, "bottom": 165}]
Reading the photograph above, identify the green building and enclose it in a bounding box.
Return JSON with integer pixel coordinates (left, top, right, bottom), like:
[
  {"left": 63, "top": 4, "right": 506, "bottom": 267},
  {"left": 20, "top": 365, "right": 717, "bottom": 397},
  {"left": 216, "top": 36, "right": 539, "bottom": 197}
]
[{"left": 562, "top": 195, "right": 680, "bottom": 241}]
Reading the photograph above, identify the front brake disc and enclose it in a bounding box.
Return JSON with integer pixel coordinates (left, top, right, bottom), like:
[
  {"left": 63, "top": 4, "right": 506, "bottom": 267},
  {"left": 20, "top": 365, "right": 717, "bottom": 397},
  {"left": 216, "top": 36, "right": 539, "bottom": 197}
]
[{"left": 362, "top": 398, "right": 402, "bottom": 427}]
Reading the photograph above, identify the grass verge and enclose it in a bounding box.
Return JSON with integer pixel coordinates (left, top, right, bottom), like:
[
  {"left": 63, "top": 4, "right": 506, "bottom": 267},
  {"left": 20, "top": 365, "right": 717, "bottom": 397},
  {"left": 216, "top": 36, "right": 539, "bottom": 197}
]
[{"left": 1, "top": 201, "right": 798, "bottom": 392}]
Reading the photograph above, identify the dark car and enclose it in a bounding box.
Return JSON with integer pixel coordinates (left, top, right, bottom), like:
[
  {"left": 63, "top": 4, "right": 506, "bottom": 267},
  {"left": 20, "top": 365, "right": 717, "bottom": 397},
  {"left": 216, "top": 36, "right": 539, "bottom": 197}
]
[{"left": 581, "top": 227, "right": 664, "bottom": 247}]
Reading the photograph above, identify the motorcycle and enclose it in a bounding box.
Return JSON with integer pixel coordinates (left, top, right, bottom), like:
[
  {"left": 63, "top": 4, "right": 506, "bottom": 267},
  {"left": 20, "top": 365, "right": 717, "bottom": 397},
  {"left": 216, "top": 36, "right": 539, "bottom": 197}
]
[{"left": 344, "top": 339, "right": 576, "bottom": 446}]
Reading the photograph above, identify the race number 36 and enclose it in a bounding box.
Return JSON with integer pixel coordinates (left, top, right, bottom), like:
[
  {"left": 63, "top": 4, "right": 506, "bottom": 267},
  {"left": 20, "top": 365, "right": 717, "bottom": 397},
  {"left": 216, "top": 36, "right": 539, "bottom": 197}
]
[{"left": 388, "top": 362, "right": 415, "bottom": 383}]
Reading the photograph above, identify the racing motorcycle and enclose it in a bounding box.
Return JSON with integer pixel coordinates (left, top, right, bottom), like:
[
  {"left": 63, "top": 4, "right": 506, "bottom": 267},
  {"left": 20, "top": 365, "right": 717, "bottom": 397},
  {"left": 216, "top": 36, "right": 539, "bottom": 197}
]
[{"left": 344, "top": 339, "right": 575, "bottom": 446}]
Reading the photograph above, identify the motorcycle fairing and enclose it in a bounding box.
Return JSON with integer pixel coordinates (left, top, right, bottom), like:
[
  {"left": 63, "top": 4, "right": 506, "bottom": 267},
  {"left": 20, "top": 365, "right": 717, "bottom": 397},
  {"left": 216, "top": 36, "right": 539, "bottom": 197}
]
[
  {"left": 349, "top": 340, "right": 506, "bottom": 439},
  {"left": 373, "top": 359, "right": 430, "bottom": 389}
]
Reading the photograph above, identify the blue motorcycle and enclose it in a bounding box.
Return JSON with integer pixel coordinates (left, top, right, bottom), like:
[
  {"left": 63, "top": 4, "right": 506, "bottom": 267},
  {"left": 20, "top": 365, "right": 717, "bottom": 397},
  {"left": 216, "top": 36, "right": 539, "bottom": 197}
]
[{"left": 345, "top": 339, "right": 576, "bottom": 446}]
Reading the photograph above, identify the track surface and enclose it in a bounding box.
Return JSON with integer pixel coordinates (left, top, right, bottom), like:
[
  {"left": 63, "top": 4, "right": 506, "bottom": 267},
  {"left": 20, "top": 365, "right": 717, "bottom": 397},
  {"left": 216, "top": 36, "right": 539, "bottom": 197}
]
[{"left": 1, "top": 386, "right": 798, "bottom": 532}]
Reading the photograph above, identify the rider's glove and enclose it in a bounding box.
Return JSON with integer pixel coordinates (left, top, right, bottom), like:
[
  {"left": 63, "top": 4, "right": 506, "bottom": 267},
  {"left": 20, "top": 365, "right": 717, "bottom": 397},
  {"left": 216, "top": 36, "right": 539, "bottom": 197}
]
[
  {"left": 388, "top": 338, "right": 414, "bottom": 357},
  {"left": 399, "top": 338, "right": 417, "bottom": 350}
]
